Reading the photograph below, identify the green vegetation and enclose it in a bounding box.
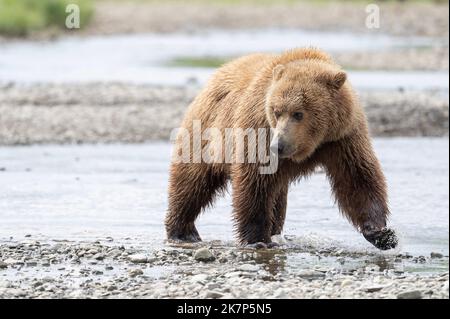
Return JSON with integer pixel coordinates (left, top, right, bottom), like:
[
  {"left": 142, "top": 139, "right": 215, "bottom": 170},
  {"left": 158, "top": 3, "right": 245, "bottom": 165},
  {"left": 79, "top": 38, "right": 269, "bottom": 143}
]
[
  {"left": 101, "top": 0, "right": 448, "bottom": 4},
  {"left": 168, "top": 56, "right": 232, "bottom": 68},
  {"left": 0, "top": 0, "right": 93, "bottom": 37}
]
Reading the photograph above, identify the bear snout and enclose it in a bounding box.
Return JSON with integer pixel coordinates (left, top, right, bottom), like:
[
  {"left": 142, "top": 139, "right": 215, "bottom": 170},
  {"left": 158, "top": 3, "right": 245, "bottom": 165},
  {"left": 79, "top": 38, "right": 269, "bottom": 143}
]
[{"left": 270, "top": 138, "right": 293, "bottom": 158}]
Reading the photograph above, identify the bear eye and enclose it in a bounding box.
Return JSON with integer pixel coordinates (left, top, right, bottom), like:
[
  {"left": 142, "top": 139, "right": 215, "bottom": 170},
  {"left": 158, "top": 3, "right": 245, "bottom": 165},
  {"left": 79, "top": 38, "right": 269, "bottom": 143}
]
[
  {"left": 274, "top": 111, "right": 282, "bottom": 119},
  {"left": 292, "top": 112, "right": 304, "bottom": 121}
]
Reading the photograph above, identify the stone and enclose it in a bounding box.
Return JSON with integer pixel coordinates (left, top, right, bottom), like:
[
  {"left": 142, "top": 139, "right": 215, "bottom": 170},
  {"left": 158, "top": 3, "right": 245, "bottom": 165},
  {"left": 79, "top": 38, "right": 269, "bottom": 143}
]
[
  {"left": 0, "top": 262, "right": 7, "bottom": 269},
  {"left": 190, "top": 274, "right": 208, "bottom": 283},
  {"left": 340, "top": 279, "right": 353, "bottom": 287},
  {"left": 298, "top": 270, "right": 326, "bottom": 280},
  {"left": 238, "top": 264, "right": 259, "bottom": 272},
  {"left": 363, "top": 285, "right": 384, "bottom": 293},
  {"left": 194, "top": 248, "right": 215, "bottom": 262},
  {"left": 128, "top": 269, "right": 144, "bottom": 277},
  {"left": 205, "top": 290, "right": 224, "bottom": 299},
  {"left": 397, "top": 290, "right": 422, "bottom": 299},
  {"left": 273, "top": 288, "right": 288, "bottom": 298},
  {"left": 430, "top": 252, "right": 444, "bottom": 259},
  {"left": 93, "top": 253, "right": 105, "bottom": 261},
  {"left": 129, "top": 254, "right": 148, "bottom": 264},
  {"left": 107, "top": 285, "right": 117, "bottom": 291}
]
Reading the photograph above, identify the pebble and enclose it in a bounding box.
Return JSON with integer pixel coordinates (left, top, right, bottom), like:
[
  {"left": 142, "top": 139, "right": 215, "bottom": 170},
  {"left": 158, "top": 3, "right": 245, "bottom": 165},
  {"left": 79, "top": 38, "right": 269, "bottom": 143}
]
[
  {"left": 397, "top": 290, "right": 423, "bottom": 299},
  {"left": 128, "top": 269, "right": 144, "bottom": 277},
  {"left": 190, "top": 274, "right": 208, "bottom": 283},
  {"left": 238, "top": 264, "right": 259, "bottom": 272},
  {"left": 205, "top": 290, "right": 224, "bottom": 299},
  {"left": 431, "top": 252, "right": 444, "bottom": 259},
  {"left": 93, "top": 253, "right": 105, "bottom": 261},
  {"left": 129, "top": 254, "right": 148, "bottom": 264},
  {"left": 298, "top": 270, "right": 326, "bottom": 280},
  {"left": 194, "top": 248, "right": 215, "bottom": 262},
  {"left": 26, "top": 261, "right": 38, "bottom": 267},
  {"left": 0, "top": 262, "right": 7, "bottom": 269},
  {"left": 363, "top": 285, "right": 384, "bottom": 293},
  {"left": 107, "top": 285, "right": 117, "bottom": 291},
  {"left": 340, "top": 279, "right": 353, "bottom": 287}
]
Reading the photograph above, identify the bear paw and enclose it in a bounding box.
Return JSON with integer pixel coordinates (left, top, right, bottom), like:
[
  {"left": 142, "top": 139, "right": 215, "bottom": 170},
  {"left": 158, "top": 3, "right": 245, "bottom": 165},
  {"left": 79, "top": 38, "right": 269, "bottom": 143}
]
[
  {"left": 167, "top": 228, "right": 202, "bottom": 243},
  {"left": 245, "top": 242, "right": 280, "bottom": 249},
  {"left": 363, "top": 227, "right": 398, "bottom": 250}
]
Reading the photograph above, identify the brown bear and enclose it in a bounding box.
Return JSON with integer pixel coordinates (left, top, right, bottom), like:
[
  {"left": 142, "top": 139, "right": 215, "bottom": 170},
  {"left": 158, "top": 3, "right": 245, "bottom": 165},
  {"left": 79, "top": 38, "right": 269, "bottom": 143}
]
[{"left": 165, "top": 48, "right": 398, "bottom": 250}]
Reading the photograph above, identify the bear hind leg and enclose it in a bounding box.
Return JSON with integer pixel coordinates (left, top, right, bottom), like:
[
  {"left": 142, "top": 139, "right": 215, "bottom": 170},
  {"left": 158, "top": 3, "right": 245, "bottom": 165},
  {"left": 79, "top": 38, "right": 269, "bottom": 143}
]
[{"left": 166, "top": 163, "right": 227, "bottom": 243}]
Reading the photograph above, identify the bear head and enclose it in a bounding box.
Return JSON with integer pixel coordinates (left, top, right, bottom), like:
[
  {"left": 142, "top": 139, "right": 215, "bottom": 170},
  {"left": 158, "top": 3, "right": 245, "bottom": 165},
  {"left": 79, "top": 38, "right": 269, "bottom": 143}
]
[{"left": 265, "top": 60, "right": 356, "bottom": 162}]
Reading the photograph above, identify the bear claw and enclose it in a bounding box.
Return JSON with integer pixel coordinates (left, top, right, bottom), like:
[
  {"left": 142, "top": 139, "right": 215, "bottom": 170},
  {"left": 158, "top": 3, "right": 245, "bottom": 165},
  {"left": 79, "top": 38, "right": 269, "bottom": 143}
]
[
  {"left": 363, "top": 227, "right": 398, "bottom": 250},
  {"left": 167, "top": 231, "right": 202, "bottom": 243},
  {"left": 245, "top": 242, "right": 280, "bottom": 249}
]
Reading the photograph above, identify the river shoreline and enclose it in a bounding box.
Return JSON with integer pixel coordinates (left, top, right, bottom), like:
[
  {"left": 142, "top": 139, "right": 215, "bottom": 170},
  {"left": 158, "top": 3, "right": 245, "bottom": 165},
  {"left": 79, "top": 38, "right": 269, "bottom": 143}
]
[
  {"left": 0, "top": 83, "right": 447, "bottom": 145},
  {"left": 0, "top": 0, "right": 448, "bottom": 42},
  {"left": 0, "top": 237, "right": 448, "bottom": 299}
]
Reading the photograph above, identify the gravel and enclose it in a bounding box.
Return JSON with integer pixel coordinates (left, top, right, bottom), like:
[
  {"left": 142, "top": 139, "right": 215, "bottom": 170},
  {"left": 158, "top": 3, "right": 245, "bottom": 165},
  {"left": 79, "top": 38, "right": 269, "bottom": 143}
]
[
  {"left": 86, "top": 1, "right": 448, "bottom": 38},
  {"left": 1, "top": 1, "right": 447, "bottom": 43},
  {"left": 0, "top": 83, "right": 447, "bottom": 145},
  {"left": 0, "top": 238, "right": 448, "bottom": 299}
]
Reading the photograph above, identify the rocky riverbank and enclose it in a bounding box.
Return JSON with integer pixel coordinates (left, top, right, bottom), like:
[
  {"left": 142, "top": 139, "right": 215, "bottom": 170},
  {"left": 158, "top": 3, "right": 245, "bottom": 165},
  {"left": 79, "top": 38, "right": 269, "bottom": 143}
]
[
  {"left": 80, "top": 1, "right": 450, "bottom": 38},
  {"left": 0, "top": 83, "right": 447, "bottom": 145},
  {"left": 0, "top": 237, "right": 448, "bottom": 299}
]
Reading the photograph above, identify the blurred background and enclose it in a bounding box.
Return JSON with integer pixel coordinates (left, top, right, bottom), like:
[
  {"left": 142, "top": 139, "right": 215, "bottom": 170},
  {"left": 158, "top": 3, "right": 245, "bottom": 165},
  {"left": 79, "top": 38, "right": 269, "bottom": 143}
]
[
  {"left": 0, "top": 0, "right": 448, "bottom": 142},
  {"left": 0, "top": 1, "right": 448, "bottom": 264}
]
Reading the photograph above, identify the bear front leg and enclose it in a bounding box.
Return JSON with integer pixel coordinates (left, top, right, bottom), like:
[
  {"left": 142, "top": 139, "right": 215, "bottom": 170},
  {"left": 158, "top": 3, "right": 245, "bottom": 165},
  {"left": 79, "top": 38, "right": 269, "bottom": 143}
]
[
  {"left": 271, "top": 184, "right": 288, "bottom": 236},
  {"left": 231, "top": 164, "right": 277, "bottom": 246},
  {"left": 321, "top": 129, "right": 398, "bottom": 250}
]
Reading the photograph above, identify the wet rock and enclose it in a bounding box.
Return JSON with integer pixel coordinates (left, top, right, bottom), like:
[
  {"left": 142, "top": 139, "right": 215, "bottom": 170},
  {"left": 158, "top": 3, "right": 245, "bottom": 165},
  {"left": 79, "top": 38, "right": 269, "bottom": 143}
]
[
  {"left": 129, "top": 254, "right": 148, "bottom": 264},
  {"left": 0, "top": 261, "right": 7, "bottom": 269},
  {"left": 340, "top": 279, "right": 353, "bottom": 287},
  {"left": 3, "top": 258, "right": 20, "bottom": 266},
  {"left": 194, "top": 248, "right": 215, "bottom": 262},
  {"left": 190, "top": 274, "right": 208, "bottom": 283},
  {"left": 298, "top": 270, "right": 326, "bottom": 280},
  {"left": 206, "top": 283, "right": 221, "bottom": 290},
  {"left": 238, "top": 264, "right": 259, "bottom": 272},
  {"left": 128, "top": 269, "right": 144, "bottom": 277},
  {"left": 273, "top": 288, "right": 288, "bottom": 298},
  {"left": 205, "top": 290, "right": 224, "bottom": 299},
  {"left": 363, "top": 285, "right": 384, "bottom": 293},
  {"left": 431, "top": 252, "right": 444, "bottom": 259},
  {"left": 397, "top": 290, "right": 422, "bottom": 299},
  {"left": 93, "top": 253, "right": 105, "bottom": 261}
]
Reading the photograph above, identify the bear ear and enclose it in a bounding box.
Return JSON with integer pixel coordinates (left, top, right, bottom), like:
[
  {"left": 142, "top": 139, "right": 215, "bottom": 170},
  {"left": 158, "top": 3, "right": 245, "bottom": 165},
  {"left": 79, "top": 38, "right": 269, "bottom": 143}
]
[
  {"left": 272, "top": 64, "right": 285, "bottom": 81},
  {"left": 319, "top": 71, "right": 347, "bottom": 90}
]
